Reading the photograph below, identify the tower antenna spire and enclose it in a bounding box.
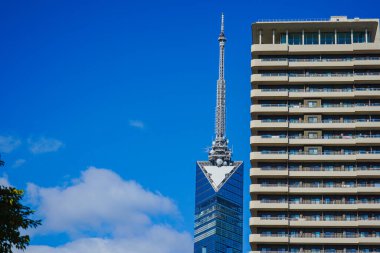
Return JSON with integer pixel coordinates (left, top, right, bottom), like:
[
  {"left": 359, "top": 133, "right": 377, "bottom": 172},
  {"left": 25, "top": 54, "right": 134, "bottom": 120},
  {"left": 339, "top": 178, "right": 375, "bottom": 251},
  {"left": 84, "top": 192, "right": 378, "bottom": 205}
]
[{"left": 208, "top": 13, "right": 232, "bottom": 167}]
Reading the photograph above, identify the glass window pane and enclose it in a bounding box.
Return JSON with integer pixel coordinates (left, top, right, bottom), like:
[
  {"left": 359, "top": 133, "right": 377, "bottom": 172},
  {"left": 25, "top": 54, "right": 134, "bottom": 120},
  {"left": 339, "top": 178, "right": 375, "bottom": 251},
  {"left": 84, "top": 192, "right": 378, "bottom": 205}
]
[
  {"left": 289, "top": 33, "right": 302, "bottom": 45},
  {"left": 353, "top": 32, "right": 366, "bottom": 43},
  {"left": 280, "top": 33, "right": 287, "bottom": 44},
  {"left": 305, "top": 33, "right": 318, "bottom": 45},
  {"left": 321, "top": 33, "right": 335, "bottom": 44},
  {"left": 337, "top": 32, "right": 351, "bottom": 44}
]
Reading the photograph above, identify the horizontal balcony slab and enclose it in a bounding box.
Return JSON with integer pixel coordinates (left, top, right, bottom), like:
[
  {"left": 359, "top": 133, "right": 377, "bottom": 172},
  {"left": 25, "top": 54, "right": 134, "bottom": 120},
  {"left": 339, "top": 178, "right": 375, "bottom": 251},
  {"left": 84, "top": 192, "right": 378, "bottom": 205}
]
[
  {"left": 250, "top": 168, "right": 288, "bottom": 177},
  {"left": 250, "top": 217, "right": 288, "bottom": 227},
  {"left": 288, "top": 154, "right": 356, "bottom": 161},
  {"left": 251, "top": 89, "right": 380, "bottom": 99},
  {"left": 289, "top": 187, "right": 357, "bottom": 194},
  {"left": 289, "top": 170, "right": 356, "bottom": 178},
  {"left": 289, "top": 237, "right": 357, "bottom": 244},
  {"left": 250, "top": 184, "right": 288, "bottom": 193},
  {"left": 250, "top": 168, "right": 380, "bottom": 178},
  {"left": 251, "top": 74, "right": 288, "bottom": 83},
  {"left": 250, "top": 120, "right": 288, "bottom": 129},
  {"left": 249, "top": 234, "right": 288, "bottom": 244},
  {"left": 289, "top": 204, "right": 357, "bottom": 211},
  {"left": 289, "top": 220, "right": 357, "bottom": 227},
  {"left": 250, "top": 201, "right": 288, "bottom": 210},
  {"left": 251, "top": 136, "right": 288, "bottom": 145},
  {"left": 250, "top": 152, "right": 288, "bottom": 161}
]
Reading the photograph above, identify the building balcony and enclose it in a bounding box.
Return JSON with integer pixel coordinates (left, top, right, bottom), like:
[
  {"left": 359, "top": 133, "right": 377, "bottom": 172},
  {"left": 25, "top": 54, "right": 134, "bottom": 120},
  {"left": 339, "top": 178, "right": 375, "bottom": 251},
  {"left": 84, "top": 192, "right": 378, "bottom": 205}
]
[
  {"left": 251, "top": 135, "right": 380, "bottom": 146},
  {"left": 250, "top": 200, "right": 288, "bottom": 210},
  {"left": 250, "top": 89, "right": 289, "bottom": 98},
  {"left": 250, "top": 120, "right": 380, "bottom": 130},
  {"left": 251, "top": 59, "right": 288, "bottom": 69},
  {"left": 288, "top": 185, "right": 357, "bottom": 194},
  {"left": 289, "top": 219, "right": 357, "bottom": 227},
  {"left": 251, "top": 151, "right": 380, "bottom": 162},
  {"left": 251, "top": 74, "right": 288, "bottom": 83},
  {"left": 289, "top": 203, "right": 357, "bottom": 211},
  {"left": 250, "top": 184, "right": 288, "bottom": 194},
  {"left": 250, "top": 167, "right": 380, "bottom": 178},
  {"left": 289, "top": 236, "right": 357, "bottom": 244},
  {"left": 358, "top": 219, "right": 380, "bottom": 227},
  {"left": 251, "top": 44, "right": 289, "bottom": 54},
  {"left": 250, "top": 151, "right": 288, "bottom": 161},
  {"left": 251, "top": 88, "right": 380, "bottom": 99},
  {"left": 357, "top": 202, "right": 380, "bottom": 210},
  {"left": 250, "top": 217, "right": 288, "bottom": 227},
  {"left": 288, "top": 153, "right": 356, "bottom": 162},
  {"left": 249, "top": 234, "right": 289, "bottom": 244},
  {"left": 251, "top": 57, "right": 380, "bottom": 70},
  {"left": 250, "top": 136, "right": 288, "bottom": 145},
  {"left": 358, "top": 236, "right": 380, "bottom": 244},
  {"left": 251, "top": 42, "right": 380, "bottom": 55},
  {"left": 251, "top": 104, "right": 288, "bottom": 113},
  {"left": 251, "top": 73, "right": 380, "bottom": 84},
  {"left": 250, "top": 120, "right": 288, "bottom": 129},
  {"left": 289, "top": 169, "right": 356, "bottom": 178},
  {"left": 250, "top": 167, "right": 288, "bottom": 177}
]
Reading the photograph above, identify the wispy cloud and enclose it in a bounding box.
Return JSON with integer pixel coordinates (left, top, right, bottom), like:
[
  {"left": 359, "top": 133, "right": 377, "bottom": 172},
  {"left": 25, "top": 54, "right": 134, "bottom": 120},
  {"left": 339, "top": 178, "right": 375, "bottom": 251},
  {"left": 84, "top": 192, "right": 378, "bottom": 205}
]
[
  {"left": 0, "top": 174, "right": 10, "bottom": 187},
  {"left": 129, "top": 120, "right": 145, "bottom": 129},
  {"left": 28, "top": 137, "right": 63, "bottom": 154},
  {"left": 21, "top": 167, "right": 192, "bottom": 253},
  {"left": 12, "top": 159, "right": 26, "bottom": 168},
  {"left": 0, "top": 135, "right": 21, "bottom": 153}
]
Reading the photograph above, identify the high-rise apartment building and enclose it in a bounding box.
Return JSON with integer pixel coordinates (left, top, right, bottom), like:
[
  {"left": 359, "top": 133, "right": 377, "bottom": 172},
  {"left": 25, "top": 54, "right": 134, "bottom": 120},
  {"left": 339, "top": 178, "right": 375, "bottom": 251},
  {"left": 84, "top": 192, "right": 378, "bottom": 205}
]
[
  {"left": 250, "top": 16, "right": 380, "bottom": 253},
  {"left": 194, "top": 14, "right": 243, "bottom": 253}
]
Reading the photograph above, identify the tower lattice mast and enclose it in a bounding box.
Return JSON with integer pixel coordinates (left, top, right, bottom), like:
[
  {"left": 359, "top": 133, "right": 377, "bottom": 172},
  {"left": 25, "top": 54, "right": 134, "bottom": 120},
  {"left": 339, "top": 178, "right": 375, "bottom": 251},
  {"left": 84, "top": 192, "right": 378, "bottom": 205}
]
[{"left": 208, "top": 13, "right": 232, "bottom": 167}]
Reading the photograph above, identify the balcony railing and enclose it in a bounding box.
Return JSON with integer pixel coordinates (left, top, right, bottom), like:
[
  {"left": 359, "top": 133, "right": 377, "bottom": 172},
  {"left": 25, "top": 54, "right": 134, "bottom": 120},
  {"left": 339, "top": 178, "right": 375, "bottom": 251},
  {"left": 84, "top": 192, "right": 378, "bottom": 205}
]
[
  {"left": 258, "top": 135, "right": 380, "bottom": 139},
  {"left": 259, "top": 88, "right": 380, "bottom": 92},
  {"left": 258, "top": 151, "right": 380, "bottom": 155},
  {"left": 258, "top": 56, "right": 380, "bottom": 62},
  {"left": 257, "top": 200, "right": 380, "bottom": 204},
  {"left": 259, "top": 72, "right": 380, "bottom": 77},
  {"left": 259, "top": 233, "right": 380, "bottom": 238}
]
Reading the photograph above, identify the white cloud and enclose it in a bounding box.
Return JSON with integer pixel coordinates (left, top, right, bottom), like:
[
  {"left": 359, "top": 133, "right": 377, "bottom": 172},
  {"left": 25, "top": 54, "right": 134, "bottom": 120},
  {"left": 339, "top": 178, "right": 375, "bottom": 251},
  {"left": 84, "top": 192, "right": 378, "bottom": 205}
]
[
  {"left": 0, "top": 135, "right": 21, "bottom": 153},
  {"left": 21, "top": 226, "right": 192, "bottom": 253},
  {"left": 12, "top": 159, "right": 26, "bottom": 168},
  {"left": 0, "top": 174, "right": 10, "bottom": 187},
  {"left": 22, "top": 167, "right": 192, "bottom": 253},
  {"left": 129, "top": 120, "right": 145, "bottom": 129},
  {"left": 28, "top": 137, "right": 63, "bottom": 154}
]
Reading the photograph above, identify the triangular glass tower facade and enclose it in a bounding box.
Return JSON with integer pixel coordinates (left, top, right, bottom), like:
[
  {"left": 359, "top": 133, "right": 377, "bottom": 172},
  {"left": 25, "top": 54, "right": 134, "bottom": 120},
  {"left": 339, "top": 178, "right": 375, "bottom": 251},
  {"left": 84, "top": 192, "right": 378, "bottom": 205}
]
[{"left": 193, "top": 14, "right": 244, "bottom": 253}]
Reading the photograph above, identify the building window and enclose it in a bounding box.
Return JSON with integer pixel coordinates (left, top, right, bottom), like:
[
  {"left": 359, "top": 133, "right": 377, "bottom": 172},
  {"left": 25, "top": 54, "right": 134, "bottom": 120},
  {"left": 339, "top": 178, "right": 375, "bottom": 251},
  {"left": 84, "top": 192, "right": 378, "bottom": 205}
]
[
  {"left": 308, "top": 132, "right": 318, "bottom": 139},
  {"left": 321, "top": 32, "right": 335, "bottom": 44},
  {"left": 308, "top": 116, "right": 318, "bottom": 123},
  {"left": 304, "top": 33, "right": 318, "bottom": 45},
  {"left": 288, "top": 33, "right": 302, "bottom": 45},
  {"left": 308, "top": 148, "right": 319, "bottom": 155},
  {"left": 353, "top": 32, "right": 366, "bottom": 43},
  {"left": 308, "top": 101, "right": 318, "bottom": 108},
  {"left": 280, "top": 33, "right": 287, "bottom": 44},
  {"left": 337, "top": 32, "right": 352, "bottom": 44},
  {"left": 202, "top": 247, "right": 207, "bottom": 253}
]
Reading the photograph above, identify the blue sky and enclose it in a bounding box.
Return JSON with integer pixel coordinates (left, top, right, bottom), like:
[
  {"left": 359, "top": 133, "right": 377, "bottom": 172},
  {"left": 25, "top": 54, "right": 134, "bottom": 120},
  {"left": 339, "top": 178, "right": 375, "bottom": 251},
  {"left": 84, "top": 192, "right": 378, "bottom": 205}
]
[{"left": 1, "top": 0, "right": 380, "bottom": 252}]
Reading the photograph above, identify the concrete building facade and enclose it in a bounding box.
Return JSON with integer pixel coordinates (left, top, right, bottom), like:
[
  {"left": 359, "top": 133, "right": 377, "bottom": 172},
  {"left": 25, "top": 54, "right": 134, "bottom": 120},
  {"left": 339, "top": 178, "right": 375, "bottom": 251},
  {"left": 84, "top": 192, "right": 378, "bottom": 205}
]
[{"left": 250, "top": 16, "right": 380, "bottom": 253}]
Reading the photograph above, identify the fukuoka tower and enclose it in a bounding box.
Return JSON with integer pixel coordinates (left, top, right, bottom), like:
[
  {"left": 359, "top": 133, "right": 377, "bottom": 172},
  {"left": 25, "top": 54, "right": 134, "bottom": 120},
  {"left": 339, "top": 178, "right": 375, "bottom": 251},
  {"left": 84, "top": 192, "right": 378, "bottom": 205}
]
[{"left": 193, "top": 14, "right": 244, "bottom": 253}]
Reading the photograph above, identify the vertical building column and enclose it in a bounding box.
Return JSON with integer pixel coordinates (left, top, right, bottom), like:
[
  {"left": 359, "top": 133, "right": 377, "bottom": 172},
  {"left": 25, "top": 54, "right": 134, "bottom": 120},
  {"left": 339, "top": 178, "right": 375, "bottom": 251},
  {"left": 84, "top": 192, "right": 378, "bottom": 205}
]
[
  {"left": 334, "top": 29, "right": 338, "bottom": 44},
  {"left": 351, "top": 29, "right": 354, "bottom": 44},
  {"left": 318, "top": 29, "right": 321, "bottom": 45},
  {"left": 365, "top": 28, "right": 368, "bottom": 43},
  {"left": 259, "top": 30, "right": 262, "bottom": 44},
  {"left": 272, "top": 29, "right": 275, "bottom": 44},
  {"left": 302, "top": 29, "right": 305, "bottom": 45},
  {"left": 286, "top": 30, "right": 289, "bottom": 44}
]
